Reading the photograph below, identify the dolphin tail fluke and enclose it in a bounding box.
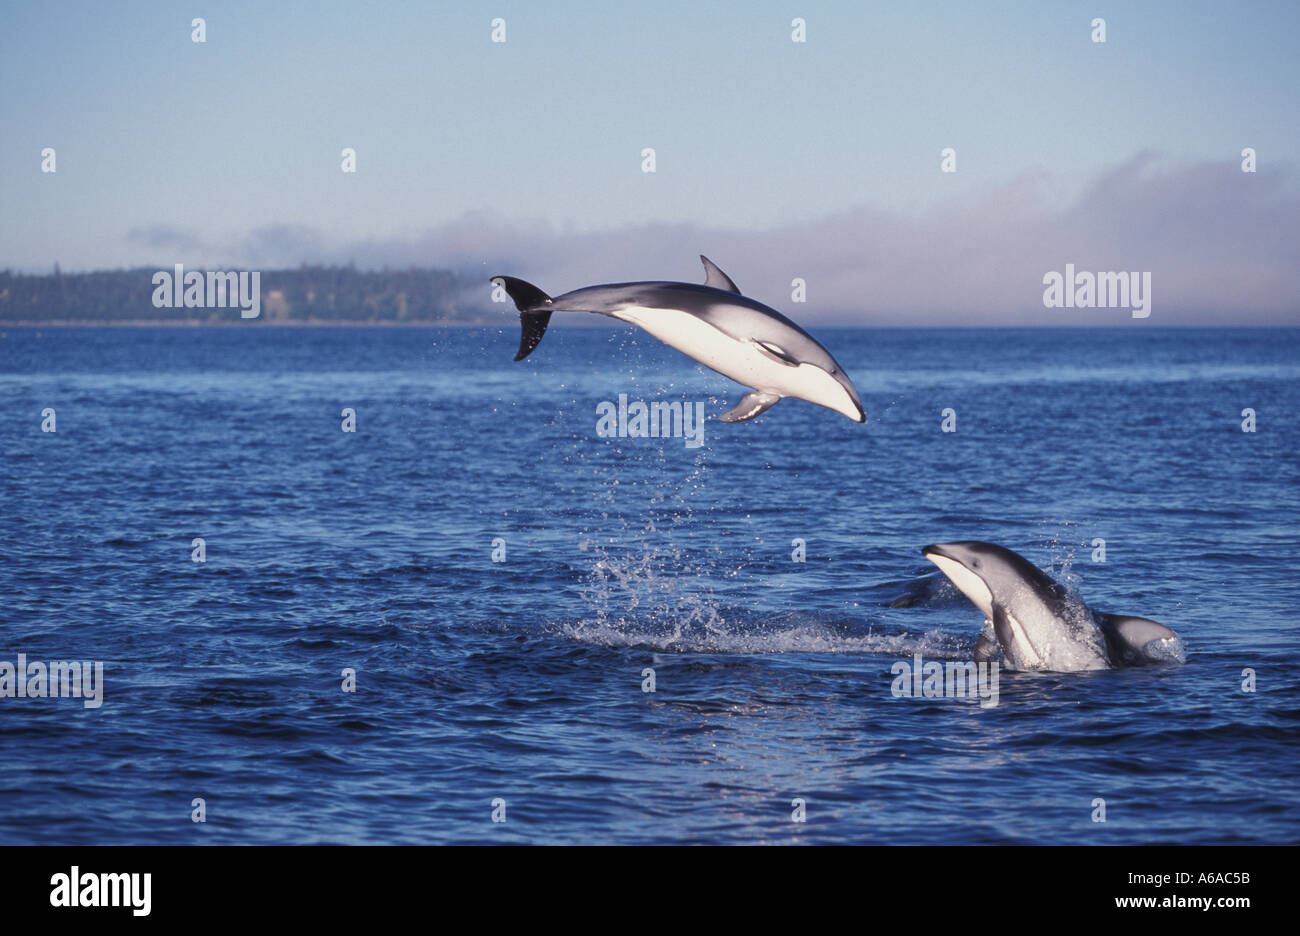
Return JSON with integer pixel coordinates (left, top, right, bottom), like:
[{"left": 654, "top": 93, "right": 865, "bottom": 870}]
[
  {"left": 491, "top": 276, "right": 554, "bottom": 361},
  {"left": 719, "top": 391, "right": 781, "bottom": 422}
]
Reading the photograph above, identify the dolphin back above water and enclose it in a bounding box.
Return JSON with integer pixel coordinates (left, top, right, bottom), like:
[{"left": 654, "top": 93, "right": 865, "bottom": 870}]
[
  {"left": 922, "top": 541, "right": 1183, "bottom": 671},
  {"left": 491, "top": 256, "right": 865, "bottom": 423}
]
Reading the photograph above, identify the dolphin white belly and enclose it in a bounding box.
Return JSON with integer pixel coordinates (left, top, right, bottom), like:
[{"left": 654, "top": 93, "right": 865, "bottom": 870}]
[{"left": 611, "top": 305, "right": 791, "bottom": 394}]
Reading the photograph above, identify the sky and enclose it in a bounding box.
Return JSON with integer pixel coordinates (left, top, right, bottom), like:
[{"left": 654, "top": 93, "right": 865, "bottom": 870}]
[{"left": 1, "top": 0, "right": 1298, "bottom": 324}]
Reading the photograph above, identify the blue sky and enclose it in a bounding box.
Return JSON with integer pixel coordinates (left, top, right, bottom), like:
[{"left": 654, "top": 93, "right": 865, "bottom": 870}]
[{"left": 2, "top": 1, "right": 1297, "bottom": 322}]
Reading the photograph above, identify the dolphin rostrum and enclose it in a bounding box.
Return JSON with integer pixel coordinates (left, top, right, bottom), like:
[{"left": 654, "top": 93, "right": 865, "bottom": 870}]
[
  {"left": 491, "top": 256, "right": 865, "bottom": 423},
  {"left": 921, "top": 541, "right": 1182, "bottom": 671}
]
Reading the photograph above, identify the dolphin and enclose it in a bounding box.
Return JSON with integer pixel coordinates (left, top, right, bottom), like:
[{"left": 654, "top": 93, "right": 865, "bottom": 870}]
[
  {"left": 921, "top": 541, "right": 1182, "bottom": 671},
  {"left": 491, "top": 256, "right": 865, "bottom": 423}
]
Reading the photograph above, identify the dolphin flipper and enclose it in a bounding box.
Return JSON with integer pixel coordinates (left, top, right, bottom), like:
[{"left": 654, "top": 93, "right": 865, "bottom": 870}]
[
  {"left": 719, "top": 391, "right": 781, "bottom": 422},
  {"left": 993, "top": 602, "right": 1044, "bottom": 669},
  {"left": 991, "top": 604, "right": 1014, "bottom": 659},
  {"left": 975, "top": 620, "right": 1000, "bottom": 662},
  {"left": 700, "top": 255, "right": 740, "bottom": 293}
]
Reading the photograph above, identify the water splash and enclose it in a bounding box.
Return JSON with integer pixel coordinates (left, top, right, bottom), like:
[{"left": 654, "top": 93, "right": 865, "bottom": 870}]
[{"left": 557, "top": 545, "right": 973, "bottom": 656}]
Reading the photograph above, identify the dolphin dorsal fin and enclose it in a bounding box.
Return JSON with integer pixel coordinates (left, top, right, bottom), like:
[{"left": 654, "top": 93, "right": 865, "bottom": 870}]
[
  {"left": 1095, "top": 613, "right": 1178, "bottom": 647},
  {"left": 700, "top": 255, "right": 740, "bottom": 293}
]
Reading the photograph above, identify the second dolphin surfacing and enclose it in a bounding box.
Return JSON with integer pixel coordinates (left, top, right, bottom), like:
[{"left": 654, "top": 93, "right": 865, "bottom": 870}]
[
  {"left": 923, "top": 541, "right": 1184, "bottom": 671},
  {"left": 492, "top": 256, "right": 865, "bottom": 423}
]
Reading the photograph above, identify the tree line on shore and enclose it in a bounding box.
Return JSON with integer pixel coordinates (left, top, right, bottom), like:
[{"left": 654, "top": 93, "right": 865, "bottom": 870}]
[{"left": 0, "top": 264, "right": 492, "bottom": 323}]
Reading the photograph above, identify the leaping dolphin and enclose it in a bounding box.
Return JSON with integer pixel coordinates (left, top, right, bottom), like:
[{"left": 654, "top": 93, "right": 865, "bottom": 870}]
[
  {"left": 491, "top": 256, "right": 865, "bottom": 423},
  {"left": 921, "top": 541, "right": 1183, "bottom": 671}
]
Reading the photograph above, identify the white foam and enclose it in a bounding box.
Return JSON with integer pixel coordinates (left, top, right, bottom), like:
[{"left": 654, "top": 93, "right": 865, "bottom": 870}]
[{"left": 552, "top": 615, "right": 971, "bottom": 657}]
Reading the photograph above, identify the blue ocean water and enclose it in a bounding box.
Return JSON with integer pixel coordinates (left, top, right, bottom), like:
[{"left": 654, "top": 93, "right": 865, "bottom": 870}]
[{"left": 0, "top": 324, "right": 1297, "bottom": 845}]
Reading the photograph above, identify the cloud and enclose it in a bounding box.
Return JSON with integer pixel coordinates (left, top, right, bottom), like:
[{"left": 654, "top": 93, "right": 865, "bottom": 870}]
[
  {"left": 234, "top": 224, "right": 332, "bottom": 270},
  {"left": 125, "top": 224, "right": 208, "bottom": 252},
  {"left": 180, "top": 155, "right": 1300, "bottom": 325}
]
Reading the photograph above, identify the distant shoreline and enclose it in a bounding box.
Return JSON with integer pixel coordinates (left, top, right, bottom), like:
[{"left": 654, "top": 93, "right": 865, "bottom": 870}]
[
  {"left": 0, "top": 319, "right": 503, "bottom": 327},
  {"left": 0, "top": 320, "right": 1293, "bottom": 329}
]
